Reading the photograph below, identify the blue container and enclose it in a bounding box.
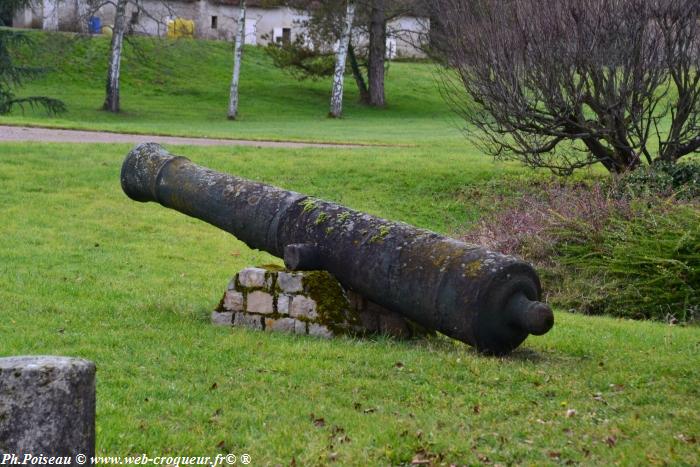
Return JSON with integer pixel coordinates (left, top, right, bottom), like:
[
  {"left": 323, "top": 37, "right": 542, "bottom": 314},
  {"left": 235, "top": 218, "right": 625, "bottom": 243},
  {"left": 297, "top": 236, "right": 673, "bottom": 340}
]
[{"left": 89, "top": 16, "right": 102, "bottom": 34}]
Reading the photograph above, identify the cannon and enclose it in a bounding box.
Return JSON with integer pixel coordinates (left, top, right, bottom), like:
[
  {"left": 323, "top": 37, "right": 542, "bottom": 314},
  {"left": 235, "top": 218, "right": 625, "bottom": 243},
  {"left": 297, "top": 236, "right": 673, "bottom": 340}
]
[{"left": 121, "top": 143, "right": 554, "bottom": 355}]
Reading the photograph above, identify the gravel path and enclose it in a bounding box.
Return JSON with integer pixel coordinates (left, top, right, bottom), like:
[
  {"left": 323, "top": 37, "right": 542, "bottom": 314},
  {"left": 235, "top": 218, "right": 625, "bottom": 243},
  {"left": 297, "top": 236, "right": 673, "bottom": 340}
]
[{"left": 0, "top": 125, "right": 362, "bottom": 148}]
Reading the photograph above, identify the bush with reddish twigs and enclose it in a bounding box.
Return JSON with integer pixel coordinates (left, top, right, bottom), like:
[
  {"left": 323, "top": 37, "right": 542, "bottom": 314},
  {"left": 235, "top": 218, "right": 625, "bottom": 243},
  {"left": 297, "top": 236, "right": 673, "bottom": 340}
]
[
  {"left": 463, "top": 182, "right": 631, "bottom": 263},
  {"left": 462, "top": 178, "right": 699, "bottom": 323}
]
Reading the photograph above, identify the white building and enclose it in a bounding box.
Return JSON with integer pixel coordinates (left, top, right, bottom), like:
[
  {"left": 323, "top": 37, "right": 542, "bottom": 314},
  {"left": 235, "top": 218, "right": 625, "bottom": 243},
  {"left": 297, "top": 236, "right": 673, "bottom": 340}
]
[{"left": 12, "top": 0, "right": 429, "bottom": 58}]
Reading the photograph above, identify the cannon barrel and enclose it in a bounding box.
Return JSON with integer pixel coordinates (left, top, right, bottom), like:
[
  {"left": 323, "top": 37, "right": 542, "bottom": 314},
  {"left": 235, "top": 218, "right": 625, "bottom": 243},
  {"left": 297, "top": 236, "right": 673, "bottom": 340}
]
[{"left": 121, "top": 143, "right": 553, "bottom": 355}]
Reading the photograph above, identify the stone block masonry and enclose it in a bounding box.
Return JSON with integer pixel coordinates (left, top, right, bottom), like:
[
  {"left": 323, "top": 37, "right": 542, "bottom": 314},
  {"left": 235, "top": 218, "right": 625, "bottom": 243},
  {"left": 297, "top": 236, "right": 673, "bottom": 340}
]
[{"left": 212, "top": 266, "right": 431, "bottom": 340}]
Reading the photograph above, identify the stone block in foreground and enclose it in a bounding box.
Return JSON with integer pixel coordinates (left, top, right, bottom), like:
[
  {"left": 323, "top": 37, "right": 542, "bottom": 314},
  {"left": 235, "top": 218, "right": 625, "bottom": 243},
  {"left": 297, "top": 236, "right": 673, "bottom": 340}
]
[
  {"left": 212, "top": 266, "right": 432, "bottom": 340},
  {"left": 0, "top": 356, "right": 96, "bottom": 460}
]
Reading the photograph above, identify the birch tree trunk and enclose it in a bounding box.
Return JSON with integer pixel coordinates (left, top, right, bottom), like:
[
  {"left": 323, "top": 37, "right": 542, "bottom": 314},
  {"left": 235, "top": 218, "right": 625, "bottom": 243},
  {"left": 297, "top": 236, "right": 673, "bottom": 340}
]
[
  {"left": 329, "top": 1, "right": 355, "bottom": 118},
  {"left": 227, "top": 0, "right": 246, "bottom": 120},
  {"left": 103, "top": 0, "right": 128, "bottom": 113}
]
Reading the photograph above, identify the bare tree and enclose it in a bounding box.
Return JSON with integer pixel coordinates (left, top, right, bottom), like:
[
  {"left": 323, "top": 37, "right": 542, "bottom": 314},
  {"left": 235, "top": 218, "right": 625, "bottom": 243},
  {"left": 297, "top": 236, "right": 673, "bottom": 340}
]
[
  {"left": 290, "top": 0, "right": 418, "bottom": 107},
  {"left": 432, "top": 0, "right": 700, "bottom": 174},
  {"left": 86, "top": 0, "right": 176, "bottom": 113},
  {"left": 329, "top": 1, "right": 355, "bottom": 117},
  {"left": 358, "top": 0, "right": 419, "bottom": 106},
  {"left": 103, "top": 0, "right": 127, "bottom": 112},
  {"left": 227, "top": 0, "right": 246, "bottom": 120},
  {"left": 366, "top": 0, "right": 386, "bottom": 106}
]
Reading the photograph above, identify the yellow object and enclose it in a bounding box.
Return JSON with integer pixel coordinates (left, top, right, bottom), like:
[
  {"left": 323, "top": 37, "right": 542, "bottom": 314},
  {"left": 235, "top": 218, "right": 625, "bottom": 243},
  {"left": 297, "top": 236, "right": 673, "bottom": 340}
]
[
  {"left": 167, "top": 18, "right": 195, "bottom": 39},
  {"left": 101, "top": 25, "right": 113, "bottom": 37}
]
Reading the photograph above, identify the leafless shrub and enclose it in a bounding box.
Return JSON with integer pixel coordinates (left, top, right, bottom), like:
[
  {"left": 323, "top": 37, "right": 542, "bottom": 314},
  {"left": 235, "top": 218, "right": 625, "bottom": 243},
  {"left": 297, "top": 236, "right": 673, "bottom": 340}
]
[
  {"left": 431, "top": 0, "right": 700, "bottom": 175},
  {"left": 462, "top": 182, "right": 632, "bottom": 262}
]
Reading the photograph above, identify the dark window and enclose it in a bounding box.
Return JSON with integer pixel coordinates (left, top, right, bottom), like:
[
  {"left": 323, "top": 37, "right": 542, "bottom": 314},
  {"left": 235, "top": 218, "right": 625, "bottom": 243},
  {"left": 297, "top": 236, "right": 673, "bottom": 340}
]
[
  {"left": 211, "top": 16, "right": 218, "bottom": 29},
  {"left": 282, "top": 27, "right": 291, "bottom": 45},
  {"left": 130, "top": 11, "right": 139, "bottom": 24}
]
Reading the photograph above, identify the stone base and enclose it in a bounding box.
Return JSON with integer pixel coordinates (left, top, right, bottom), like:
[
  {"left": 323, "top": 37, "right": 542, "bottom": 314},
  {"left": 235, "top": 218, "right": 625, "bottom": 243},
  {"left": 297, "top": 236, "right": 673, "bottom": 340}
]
[
  {"left": 0, "top": 356, "right": 96, "bottom": 457},
  {"left": 212, "top": 266, "right": 431, "bottom": 339}
]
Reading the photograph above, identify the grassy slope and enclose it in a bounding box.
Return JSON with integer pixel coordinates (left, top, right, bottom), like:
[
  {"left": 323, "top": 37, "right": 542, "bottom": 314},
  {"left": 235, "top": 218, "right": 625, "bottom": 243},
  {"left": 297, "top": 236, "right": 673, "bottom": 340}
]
[
  {"left": 1, "top": 31, "right": 460, "bottom": 145},
  {"left": 0, "top": 31, "right": 698, "bottom": 464},
  {"left": 1, "top": 143, "right": 698, "bottom": 465}
]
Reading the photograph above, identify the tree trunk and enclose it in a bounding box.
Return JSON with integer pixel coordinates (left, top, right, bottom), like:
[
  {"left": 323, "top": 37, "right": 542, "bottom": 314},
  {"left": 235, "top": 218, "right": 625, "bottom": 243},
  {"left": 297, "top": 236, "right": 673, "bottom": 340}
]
[
  {"left": 228, "top": 0, "right": 246, "bottom": 120},
  {"left": 348, "top": 44, "right": 370, "bottom": 104},
  {"left": 329, "top": 2, "right": 355, "bottom": 118},
  {"left": 581, "top": 137, "right": 618, "bottom": 173},
  {"left": 581, "top": 138, "right": 639, "bottom": 173},
  {"left": 611, "top": 148, "right": 640, "bottom": 173},
  {"left": 368, "top": 0, "right": 386, "bottom": 107},
  {"left": 103, "top": 0, "right": 128, "bottom": 113}
]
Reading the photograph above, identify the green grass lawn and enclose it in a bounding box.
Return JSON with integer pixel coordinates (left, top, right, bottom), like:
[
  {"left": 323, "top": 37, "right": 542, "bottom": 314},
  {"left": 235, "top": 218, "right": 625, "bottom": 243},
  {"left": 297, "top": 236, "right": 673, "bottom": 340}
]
[
  {"left": 1, "top": 31, "right": 461, "bottom": 146},
  {"left": 1, "top": 143, "right": 698, "bottom": 465},
  {"left": 1, "top": 31, "right": 699, "bottom": 465}
]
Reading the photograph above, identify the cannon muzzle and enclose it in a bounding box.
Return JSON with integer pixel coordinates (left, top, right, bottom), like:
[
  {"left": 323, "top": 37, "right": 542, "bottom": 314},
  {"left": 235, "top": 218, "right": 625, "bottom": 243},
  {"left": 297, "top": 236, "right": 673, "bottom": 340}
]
[{"left": 121, "top": 143, "right": 553, "bottom": 355}]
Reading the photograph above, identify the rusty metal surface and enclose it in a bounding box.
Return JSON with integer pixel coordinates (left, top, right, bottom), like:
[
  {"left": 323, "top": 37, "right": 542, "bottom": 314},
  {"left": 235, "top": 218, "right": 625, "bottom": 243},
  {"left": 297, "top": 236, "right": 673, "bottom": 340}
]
[{"left": 121, "top": 143, "right": 554, "bottom": 354}]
